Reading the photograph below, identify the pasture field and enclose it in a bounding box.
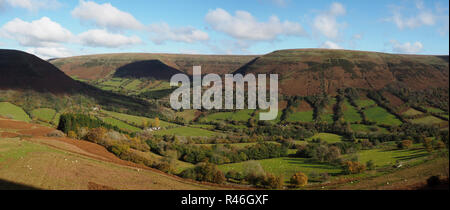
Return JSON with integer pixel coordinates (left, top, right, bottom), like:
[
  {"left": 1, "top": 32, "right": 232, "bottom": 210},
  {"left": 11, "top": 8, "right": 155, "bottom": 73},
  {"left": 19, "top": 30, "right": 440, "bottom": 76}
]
[
  {"left": 424, "top": 107, "right": 446, "bottom": 114},
  {"left": 351, "top": 124, "right": 388, "bottom": 134},
  {"left": 411, "top": 116, "right": 446, "bottom": 125},
  {"left": 201, "top": 110, "right": 254, "bottom": 122},
  {"left": 100, "top": 117, "right": 142, "bottom": 132},
  {"left": 352, "top": 144, "right": 429, "bottom": 167},
  {"left": 0, "top": 102, "right": 31, "bottom": 122},
  {"left": 402, "top": 108, "right": 423, "bottom": 116},
  {"left": 286, "top": 110, "right": 314, "bottom": 123},
  {"left": 124, "top": 79, "right": 142, "bottom": 90},
  {"left": 343, "top": 100, "right": 362, "bottom": 123},
  {"left": 175, "top": 110, "right": 198, "bottom": 123},
  {"left": 153, "top": 126, "right": 221, "bottom": 137},
  {"left": 101, "top": 78, "right": 126, "bottom": 87},
  {"left": 30, "top": 108, "right": 56, "bottom": 123},
  {"left": 190, "top": 124, "right": 216, "bottom": 129},
  {"left": 306, "top": 133, "right": 343, "bottom": 143},
  {"left": 319, "top": 98, "right": 336, "bottom": 124},
  {"left": 101, "top": 110, "right": 175, "bottom": 128},
  {"left": 218, "top": 157, "right": 342, "bottom": 181},
  {"left": 197, "top": 141, "right": 281, "bottom": 149},
  {"left": 355, "top": 99, "right": 376, "bottom": 108},
  {"left": 364, "top": 106, "right": 402, "bottom": 126}
]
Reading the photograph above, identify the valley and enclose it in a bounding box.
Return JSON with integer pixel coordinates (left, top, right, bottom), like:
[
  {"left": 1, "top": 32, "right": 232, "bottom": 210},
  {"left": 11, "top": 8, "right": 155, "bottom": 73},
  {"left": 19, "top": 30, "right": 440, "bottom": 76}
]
[{"left": 0, "top": 49, "right": 448, "bottom": 190}]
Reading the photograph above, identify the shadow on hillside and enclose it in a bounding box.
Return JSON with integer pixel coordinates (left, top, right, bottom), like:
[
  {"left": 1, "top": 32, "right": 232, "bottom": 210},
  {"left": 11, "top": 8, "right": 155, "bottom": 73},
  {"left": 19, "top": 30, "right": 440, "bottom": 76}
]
[
  {"left": 0, "top": 179, "right": 40, "bottom": 190},
  {"left": 113, "top": 60, "right": 185, "bottom": 80}
]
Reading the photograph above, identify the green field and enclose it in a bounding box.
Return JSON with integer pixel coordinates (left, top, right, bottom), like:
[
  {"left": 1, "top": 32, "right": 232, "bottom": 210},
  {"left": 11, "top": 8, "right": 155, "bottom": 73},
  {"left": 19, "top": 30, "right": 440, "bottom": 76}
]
[
  {"left": 153, "top": 126, "right": 221, "bottom": 137},
  {"left": 364, "top": 106, "right": 402, "bottom": 126},
  {"left": 175, "top": 110, "right": 198, "bottom": 123},
  {"left": 101, "top": 110, "right": 175, "bottom": 128},
  {"left": 0, "top": 102, "right": 31, "bottom": 122},
  {"left": 424, "top": 107, "right": 446, "bottom": 114},
  {"left": 218, "top": 157, "right": 341, "bottom": 181},
  {"left": 124, "top": 79, "right": 142, "bottom": 90},
  {"left": 411, "top": 116, "right": 446, "bottom": 125},
  {"left": 286, "top": 111, "right": 314, "bottom": 123},
  {"left": 202, "top": 110, "right": 254, "bottom": 122},
  {"left": 355, "top": 99, "right": 376, "bottom": 108},
  {"left": 351, "top": 124, "right": 388, "bottom": 134},
  {"left": 353, "top": 145, "right": 428, "bottom": 167},
  {"left": 30, "top": 108, "right": 56, "bottom": 123},
  {"left": 0, "top": 139, "right": 56, "bottom": 165},
  {"left": 343, "top": 100, "right": 362, "bottom": 123},
  {"left": 306, "top": 133, "right": 343, "bottom": 143},
  {"left": 100, "top": 117, "right": 142, "bottom": 132},
  {"left": 402, "top": 108, "right": 423, "bottom": 116}
]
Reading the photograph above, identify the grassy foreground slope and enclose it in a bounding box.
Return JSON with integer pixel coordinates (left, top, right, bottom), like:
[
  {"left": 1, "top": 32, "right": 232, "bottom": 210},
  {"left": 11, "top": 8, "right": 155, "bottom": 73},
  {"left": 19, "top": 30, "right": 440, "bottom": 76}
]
[{"left": 0, "top": 117, "right": 226, "bottom": 190}]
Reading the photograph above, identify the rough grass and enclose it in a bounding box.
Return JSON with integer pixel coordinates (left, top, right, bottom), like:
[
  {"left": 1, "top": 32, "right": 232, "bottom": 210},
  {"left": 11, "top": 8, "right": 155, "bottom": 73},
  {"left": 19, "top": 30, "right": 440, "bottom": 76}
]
[
  {"left": 364, "top": 106, "right": 402, "bottom": 126},
  {"left": 306, "top": 133, "right": 343, "bottom": 143},
  {"left": 30, "top": 108, "right": 56, "bottom": 123},
  {"left": 0, "top": 138, "right": 216, "bottom": 190},
  {"left": 0, "top": 102, "right": 31, "bottom": 122}
]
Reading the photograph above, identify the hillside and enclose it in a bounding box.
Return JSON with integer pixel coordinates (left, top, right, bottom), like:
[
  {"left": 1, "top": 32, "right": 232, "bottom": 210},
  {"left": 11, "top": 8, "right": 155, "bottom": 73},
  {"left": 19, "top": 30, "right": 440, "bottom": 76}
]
[
  {"left": 0, "top": 49, "right": 160, "bottom": 118},
  {"left": 0, "top": 50, "right": 83, "bottom": 94},
  {"left": 234, "top": 49, "right": 449, "bottom": 96},
  {"left": 0, "top": 117, "right": 227, "bottom": 190},
  {"left": 50, "top": 53, "right": 258, "bottom": 80}
]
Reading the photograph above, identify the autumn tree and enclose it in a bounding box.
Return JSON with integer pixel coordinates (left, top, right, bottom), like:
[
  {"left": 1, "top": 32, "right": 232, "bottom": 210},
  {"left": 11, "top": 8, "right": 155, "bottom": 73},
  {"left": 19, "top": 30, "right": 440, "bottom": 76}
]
[
  {"left": 398, "top": 140, "right": 413, "bottom": 149},
  {"left": 290, "top": 172, "right": 308, "bottom": 187},
  {"left": 342, "top": 161, "right": 366, "bottom": 174}
]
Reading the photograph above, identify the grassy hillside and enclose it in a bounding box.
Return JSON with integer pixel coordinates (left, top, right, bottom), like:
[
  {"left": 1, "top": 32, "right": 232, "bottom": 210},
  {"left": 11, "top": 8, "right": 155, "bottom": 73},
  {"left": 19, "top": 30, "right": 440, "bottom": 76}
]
[{"left": 0, "top": 102, "right": 31, "bottom": 122}]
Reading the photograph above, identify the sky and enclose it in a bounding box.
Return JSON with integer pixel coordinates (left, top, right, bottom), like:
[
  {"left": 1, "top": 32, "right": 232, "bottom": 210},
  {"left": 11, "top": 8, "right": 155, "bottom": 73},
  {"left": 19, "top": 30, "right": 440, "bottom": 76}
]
[{"left": 0, "top": 0, "right": 448, "bottom": 59}]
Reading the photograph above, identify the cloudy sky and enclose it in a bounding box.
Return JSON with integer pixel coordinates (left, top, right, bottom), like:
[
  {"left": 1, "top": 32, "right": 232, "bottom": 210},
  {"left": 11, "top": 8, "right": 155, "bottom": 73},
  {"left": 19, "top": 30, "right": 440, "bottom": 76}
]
[{"left": 0, "top": 0, "right": 448, "bottom": 59}]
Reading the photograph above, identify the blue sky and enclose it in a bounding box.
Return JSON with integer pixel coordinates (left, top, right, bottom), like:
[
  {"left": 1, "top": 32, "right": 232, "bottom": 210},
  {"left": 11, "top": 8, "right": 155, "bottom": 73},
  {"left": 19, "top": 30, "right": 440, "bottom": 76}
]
[{"left": 0, "top": 0, "right": 448, "bottom": 59}]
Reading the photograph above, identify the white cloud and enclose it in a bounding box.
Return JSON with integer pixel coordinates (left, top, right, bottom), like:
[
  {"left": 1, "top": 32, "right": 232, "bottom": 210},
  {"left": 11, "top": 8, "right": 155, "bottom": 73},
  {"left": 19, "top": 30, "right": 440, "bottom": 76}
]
[
  {"left": 386, "top": 1, "right": 437, "bottom": 29},
  {"left": 313, "top": 2, "right": 346, "bottom": 40},
  {"left": 390, "top": 40, "right": 423, "bottom": 54},
  {"left": 320, "top": 40, "right": 342, "bottom": 49},
  {"left": 72, "top": 0, "right": 144, "bottom": 31},
  {"left": 26, "top": 47, "right": 72, "bottom": 59},
  {"left": 78, "top": 29, "right": 142, "bottom": 48},
  {"left": 0, "top": 0, "right": 61, "bottom": 11},
  {"left": 271, "top": 0, "right": 288, "bottom": 7},
  {"left": 205, "top": 8, "right": 306, "bottom": 41},
  {"left": 148, "top": 22, "right": 209, "bottom": 44},
  {"left": 0, "top": 17, "right": 73, "bottom": 47}
]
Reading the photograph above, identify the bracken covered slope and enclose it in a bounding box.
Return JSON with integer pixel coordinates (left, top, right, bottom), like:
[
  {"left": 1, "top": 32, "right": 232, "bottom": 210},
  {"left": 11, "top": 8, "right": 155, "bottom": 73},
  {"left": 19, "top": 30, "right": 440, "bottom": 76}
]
[
  {"left": 234, "top": 49, "right": 449, "bottom": 96},
  {"left": 50, "top": 53, "right": 258, "bottom": 80}
]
